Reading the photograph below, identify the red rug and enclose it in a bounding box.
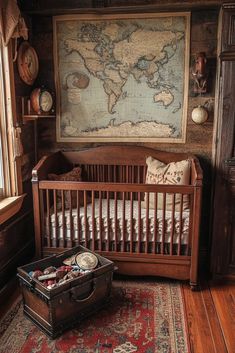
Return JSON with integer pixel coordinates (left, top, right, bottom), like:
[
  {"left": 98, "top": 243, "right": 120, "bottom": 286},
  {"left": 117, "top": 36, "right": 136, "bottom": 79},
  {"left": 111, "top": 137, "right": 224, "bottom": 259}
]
[{"left": 0, "top": 279, "right": 189, "bottom": 353}]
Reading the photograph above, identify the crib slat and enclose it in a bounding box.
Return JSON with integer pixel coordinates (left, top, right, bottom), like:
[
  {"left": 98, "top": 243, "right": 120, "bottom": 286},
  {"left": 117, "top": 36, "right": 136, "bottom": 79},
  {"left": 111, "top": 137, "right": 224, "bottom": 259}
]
[
  {"left": 91, "top": 165, "right": 94, "bottom": 182},
  {"left": 102, "top": 166, "right": 105, "bottom": 197},
  {"left": 91, "top": 190, "right": 95, "bottom": 251},
  {"left": 68, "top": 190, "right": 73, "bottom": 248},
  {"left": 108, "top": 165, "right": 111, "bottom": 182},
  {"left": 122, "top": 192, "right": 125, "bottom": 252},
  {"left": 89, "top": 165, "right": 91, "bottom": 181},
  {"left": 87, "top": 165, "right": 90, "bottom": 181},
  {"left": 126, "top": 166, "right": 129, "bottom": 183},
  {"left": 107, "top": 191, "right": 110, "bottom": 251},
  {"left": 114, "top": 165, "right": 117, "bottom": 182},
  {"left": 76, "top": 190, "right": 80, "bottom": 246},
  {"left": 39, "top": 190, "right": 45, "bottom": 250},
  {"left": 170, "top": 194, "right": 176, "bottom": 255},
  {"left": 94, "top": 165, "right": 96, "bottom": 181},
  {"left": 84, "top": 190, "right": 88, "bottom": 248},
  {"left": 61, "top": 190, "right": 65, "bottom": 248},
  {"left": 53, "top": 189, "right": 58, "bottom": 247},
  {"left": 178, "top": 194, "right": 183, "bottom": 255},
  {"left": 99, "top": 191, "right": 102, "bottom": 251},
  {"left": 137, "top": 166, "right": 141, "bottom": 183},
  {"left": 161, "top": 193, "right": 166, "bottom": 254},
  {"left": 104, "top": 165, "right": 107, "bottom": 182},
  {"left": 187, "top": 193, "right": 193, "bottom": 256},
  {"left": 114, "top": 191, "right": 118, "bottom": 252},
  {"left": 143, "top": 167, "right": 145, "bottom": 184},
  {"left": 102, "top": 165, "right": 105, "bottom": 182},
  {"left": 138, "top": 192, "right": 141, "bottom": 253},
  {"left": 153, "top": 192, "right": 158, "bottom": 254},
  {"left": 46, "top": 189, "right": 51, "bottom": 248},
  {"left": 97, "top": 165, "right": 100, "bottom": 182},
  {"left": 95, "top": 165, "right": 98, "bottom": 181},
  {"left": 144, "top": 165, "right": 147, "bottom": 181},
  {"left": 145, "top": 192, "right": 149, "bottom": 253},
  {"left": 130, "top": 192, "right": 133, "bottom": 253},
  {"left": 91, "top": 165, "right": 93, "bottom": 181},
  {"left": 95, "top": 165, "right": 98, "bottom": 182}
]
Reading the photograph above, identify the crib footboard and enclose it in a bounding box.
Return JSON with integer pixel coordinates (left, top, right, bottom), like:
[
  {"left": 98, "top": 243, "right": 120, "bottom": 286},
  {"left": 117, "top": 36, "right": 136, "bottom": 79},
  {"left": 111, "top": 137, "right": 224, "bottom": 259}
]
[{"left": 32, "top": 178, "right": 202, "bottom": 288}]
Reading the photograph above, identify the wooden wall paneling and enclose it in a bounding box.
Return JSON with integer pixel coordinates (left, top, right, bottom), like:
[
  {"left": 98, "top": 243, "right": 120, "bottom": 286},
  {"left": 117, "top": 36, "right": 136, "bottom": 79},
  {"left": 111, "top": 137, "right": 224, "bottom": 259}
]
[
  {"left": 32, "top": 10, "right": 218, "bottom": 158},
  {"left": 226, "top": 163, "right": 235, "bottom": 274},
  {"left": 0, "top": 211, "right": 34, "bottom": 288},
  {"left": 211, "top": 3, "right": 235, "bottom": 277},
  {"left": 221, "top": 6, "right": 235, "bottom": 53},
  {"left": 211, "top": 64, "right": 235, "bottom": 276}
]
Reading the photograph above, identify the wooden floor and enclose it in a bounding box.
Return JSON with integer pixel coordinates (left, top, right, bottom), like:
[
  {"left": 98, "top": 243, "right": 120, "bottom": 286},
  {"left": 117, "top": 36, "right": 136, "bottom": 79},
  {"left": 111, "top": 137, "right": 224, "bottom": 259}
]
[
  {"left": 183, "top": 280, "right": 235, "bottom": 353},
  {"left": 0, "top": 279, "right": 234, "bottom": 353}
]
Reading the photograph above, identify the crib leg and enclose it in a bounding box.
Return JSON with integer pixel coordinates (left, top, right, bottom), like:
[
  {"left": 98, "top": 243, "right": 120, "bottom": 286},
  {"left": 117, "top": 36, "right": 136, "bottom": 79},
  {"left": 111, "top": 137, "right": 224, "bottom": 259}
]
[{"left": 190, "top": 282, "right": 200, "bottom": 291}]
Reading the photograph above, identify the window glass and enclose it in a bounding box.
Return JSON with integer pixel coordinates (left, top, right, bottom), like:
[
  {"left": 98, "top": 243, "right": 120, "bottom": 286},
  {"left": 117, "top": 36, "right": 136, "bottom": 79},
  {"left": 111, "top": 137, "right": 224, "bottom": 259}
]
[
  {"left": 0, "top": 45, "right": 5, "bottom": 199},
  {"left": 0, "top": 141, "right": 3, "bottom": 199},
  {"left": 0, "top": 38, "right": 13, "bottom": 198}
]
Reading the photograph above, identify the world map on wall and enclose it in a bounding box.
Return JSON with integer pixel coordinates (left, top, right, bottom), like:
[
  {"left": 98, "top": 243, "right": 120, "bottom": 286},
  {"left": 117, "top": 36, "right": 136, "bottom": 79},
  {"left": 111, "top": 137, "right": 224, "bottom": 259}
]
[{"left": 54, "top": 14, "right": 190, "bottom": 142}]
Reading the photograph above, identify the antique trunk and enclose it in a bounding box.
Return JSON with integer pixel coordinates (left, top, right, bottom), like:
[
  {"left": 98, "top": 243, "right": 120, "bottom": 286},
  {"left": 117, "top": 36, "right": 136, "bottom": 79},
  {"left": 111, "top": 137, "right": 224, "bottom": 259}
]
[{"left": 17, "top": 246, "right": 114, "bottom": 338}]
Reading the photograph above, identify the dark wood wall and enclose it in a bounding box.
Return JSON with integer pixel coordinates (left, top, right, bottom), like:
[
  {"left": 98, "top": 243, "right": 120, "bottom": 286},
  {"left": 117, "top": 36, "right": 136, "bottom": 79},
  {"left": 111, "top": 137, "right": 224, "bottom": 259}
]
[
  {"left": 32, "top": 10, "right": 217, "bottom": 159},
  {"left": 15, "top": 1, "right": 222, "bottom": 269}
]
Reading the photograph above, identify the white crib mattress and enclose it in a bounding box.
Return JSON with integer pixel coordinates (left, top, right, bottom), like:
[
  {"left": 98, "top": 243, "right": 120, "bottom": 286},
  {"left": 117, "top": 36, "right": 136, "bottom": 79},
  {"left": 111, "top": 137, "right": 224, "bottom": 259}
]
[{"left": 47, "top": 198, "right": 190, "bottom": 244}]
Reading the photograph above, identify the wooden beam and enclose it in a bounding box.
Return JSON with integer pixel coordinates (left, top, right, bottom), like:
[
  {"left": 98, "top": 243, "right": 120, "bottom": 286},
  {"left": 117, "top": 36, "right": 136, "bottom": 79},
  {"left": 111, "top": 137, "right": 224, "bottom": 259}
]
[{"left": 18, "top": 0, "right": 230, "bottom": 15}]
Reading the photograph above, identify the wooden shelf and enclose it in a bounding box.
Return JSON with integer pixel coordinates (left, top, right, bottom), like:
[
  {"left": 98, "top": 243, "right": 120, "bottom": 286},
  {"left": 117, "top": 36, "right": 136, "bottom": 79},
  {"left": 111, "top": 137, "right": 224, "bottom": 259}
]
[
  {"left": 23, "top": 114, "right": 55, "bottom": 122},
  {"left": 21, "top": 97, "right": 55, "bottom": 123}
]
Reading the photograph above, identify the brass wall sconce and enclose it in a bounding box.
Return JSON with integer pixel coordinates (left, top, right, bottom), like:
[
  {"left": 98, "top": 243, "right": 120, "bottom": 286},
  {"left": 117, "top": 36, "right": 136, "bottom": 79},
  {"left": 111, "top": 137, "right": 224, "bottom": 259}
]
[{"left": 191, "top": 52, "right": 208, "bottom": 95}]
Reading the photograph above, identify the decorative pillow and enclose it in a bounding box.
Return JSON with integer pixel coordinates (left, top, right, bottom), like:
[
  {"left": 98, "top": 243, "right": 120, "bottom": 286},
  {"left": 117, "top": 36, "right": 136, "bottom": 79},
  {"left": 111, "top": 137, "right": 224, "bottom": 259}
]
[
  {"left": 48, "top": 167, "right": 85, "bottom": 209},
  {"left": 143, "top": 156, "right": 191, "bottom": 211}
]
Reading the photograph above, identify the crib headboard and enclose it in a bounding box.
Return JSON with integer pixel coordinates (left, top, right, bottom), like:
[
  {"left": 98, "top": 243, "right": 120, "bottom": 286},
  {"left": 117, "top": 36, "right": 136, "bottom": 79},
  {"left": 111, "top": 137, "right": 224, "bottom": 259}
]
[
  {"left": 32, "top": 145, "right": 202, "bottom": 185},
  {"left": 62, "top": 145, "right": 192, "bottom": 166}
]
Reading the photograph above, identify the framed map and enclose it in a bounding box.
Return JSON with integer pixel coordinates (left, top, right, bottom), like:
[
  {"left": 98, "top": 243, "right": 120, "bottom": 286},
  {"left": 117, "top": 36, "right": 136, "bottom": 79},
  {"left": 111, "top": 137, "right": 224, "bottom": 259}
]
[{"left": 53, "top": 13, "right": 190, "bottom": 142}]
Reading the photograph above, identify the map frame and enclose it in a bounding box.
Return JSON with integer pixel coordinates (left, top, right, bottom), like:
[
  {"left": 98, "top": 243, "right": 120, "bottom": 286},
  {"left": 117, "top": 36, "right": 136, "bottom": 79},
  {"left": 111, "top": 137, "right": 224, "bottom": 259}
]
[{"left": 53, "top": 12, "right": 190, "bottom": 143}]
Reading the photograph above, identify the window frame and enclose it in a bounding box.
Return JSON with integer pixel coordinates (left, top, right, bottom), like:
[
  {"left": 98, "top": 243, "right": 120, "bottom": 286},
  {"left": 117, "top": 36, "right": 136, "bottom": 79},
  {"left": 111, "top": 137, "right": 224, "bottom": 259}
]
[{"left": 0, "top": 38, "right": 24, "bottom": 223}]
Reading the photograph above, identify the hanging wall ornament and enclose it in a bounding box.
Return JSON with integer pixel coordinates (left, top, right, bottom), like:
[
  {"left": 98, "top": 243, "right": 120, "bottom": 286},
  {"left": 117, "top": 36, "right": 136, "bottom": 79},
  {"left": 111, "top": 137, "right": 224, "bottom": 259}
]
[
  {"left": 191, "top": 105, "right": 208, "bottom": 124},
  {"left": 17, "top": 41, "right": 39, "bottom": 85}
]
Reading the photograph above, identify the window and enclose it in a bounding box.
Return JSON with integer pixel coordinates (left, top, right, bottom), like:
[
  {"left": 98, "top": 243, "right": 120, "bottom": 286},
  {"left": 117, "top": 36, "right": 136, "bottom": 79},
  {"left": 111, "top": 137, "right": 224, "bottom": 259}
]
[
  {"left": 0, "top": 140, "right": 4, "bottom": 200},
  {"left": 0, "top": 38, "right": 14, "bottom": 199},
  {"left": 0, "top": 140, "right": 3, "bottom": 199},
  {"left": 0, "top": 37, "right": 24, "bottom": 222}
]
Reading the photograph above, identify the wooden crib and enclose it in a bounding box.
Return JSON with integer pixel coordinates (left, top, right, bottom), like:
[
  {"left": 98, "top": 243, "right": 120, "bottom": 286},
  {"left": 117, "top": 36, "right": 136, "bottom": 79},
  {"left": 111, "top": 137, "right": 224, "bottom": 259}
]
[{"left": 32, "top": 145, "right": 203, "bottom": 289}]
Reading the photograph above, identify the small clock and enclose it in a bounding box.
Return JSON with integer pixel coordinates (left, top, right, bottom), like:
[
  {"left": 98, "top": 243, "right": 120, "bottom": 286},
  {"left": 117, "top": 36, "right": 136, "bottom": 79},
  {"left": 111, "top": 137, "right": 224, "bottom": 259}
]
[
  {"left": 30, "top": 88, "right": 54, "bottom": 114},
  {"left": 17, "top": 42, "right": 39, "bottom": 86}
]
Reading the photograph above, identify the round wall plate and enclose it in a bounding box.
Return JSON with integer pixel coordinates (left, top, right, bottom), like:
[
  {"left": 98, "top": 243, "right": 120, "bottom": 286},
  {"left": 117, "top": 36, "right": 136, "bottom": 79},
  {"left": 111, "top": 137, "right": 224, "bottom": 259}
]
[{"left": 17, "top": 41, "right": 39, "bottom": 86}]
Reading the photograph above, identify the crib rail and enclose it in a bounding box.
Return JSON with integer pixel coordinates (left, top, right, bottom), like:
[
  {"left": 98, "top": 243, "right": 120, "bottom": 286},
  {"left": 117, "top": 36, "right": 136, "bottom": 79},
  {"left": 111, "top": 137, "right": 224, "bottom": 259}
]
[
  {"left": 32, "top": 147, "right": 202, "bottom": 286},
  {"left": 38, "top": 181, "right": 194, "bottom": 258}
]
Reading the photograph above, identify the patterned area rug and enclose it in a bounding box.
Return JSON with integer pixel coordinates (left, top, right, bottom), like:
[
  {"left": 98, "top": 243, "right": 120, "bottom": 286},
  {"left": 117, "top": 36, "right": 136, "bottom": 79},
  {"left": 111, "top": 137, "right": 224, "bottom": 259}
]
[{"left": 0, "top": 279, "right": 189, "bottom": 353}]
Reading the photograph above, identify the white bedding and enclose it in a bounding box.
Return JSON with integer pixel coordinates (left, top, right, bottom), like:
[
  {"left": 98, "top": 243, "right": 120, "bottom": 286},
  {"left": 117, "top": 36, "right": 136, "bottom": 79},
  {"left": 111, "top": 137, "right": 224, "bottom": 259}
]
[{"left": 47, "top": 199, "right": 190, "bottom": 244}]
